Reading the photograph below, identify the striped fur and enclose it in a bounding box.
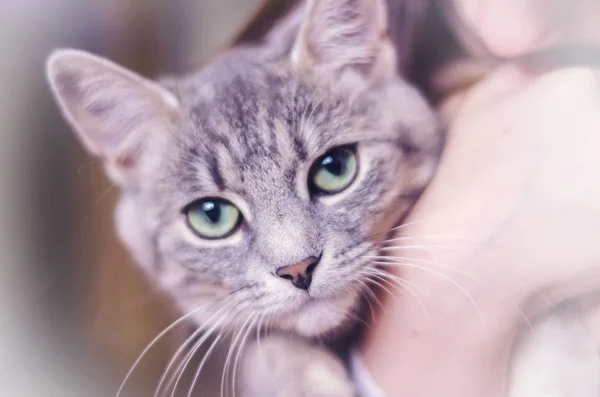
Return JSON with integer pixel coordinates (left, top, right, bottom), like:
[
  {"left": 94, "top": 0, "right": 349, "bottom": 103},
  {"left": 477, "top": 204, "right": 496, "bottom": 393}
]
[{"left": 47, "top": 0, "right": 441, "bottom": 395}]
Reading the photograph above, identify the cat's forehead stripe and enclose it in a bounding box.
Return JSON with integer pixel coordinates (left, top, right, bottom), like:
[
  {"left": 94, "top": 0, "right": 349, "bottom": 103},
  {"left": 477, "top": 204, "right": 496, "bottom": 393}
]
[
  {"left": 169, "top": 53, "right": 388, "bottom": 200},
  {"left": 186, "top": 72, "right": 305, "bottom": 159}
]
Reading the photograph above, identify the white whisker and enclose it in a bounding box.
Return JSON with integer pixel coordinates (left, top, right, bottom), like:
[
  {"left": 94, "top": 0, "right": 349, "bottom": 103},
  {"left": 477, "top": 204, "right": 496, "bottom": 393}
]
[
  {"left": 372, "top": 260, "right": 486, "bottom": 324},
  {"left": 363, "top": 268, "right": 435, "bottom": 330},
  {"left": 221, "top": 315, "right": 252, "bottom": 397},
  {"left": 168, "top": 306, "right": 237, "bottom": 397},
  {"left": 369, "top": 255, "right": 485, "bottom": 284},
  {"left": 380, "top": 234, "right": 480, "bottom": 245},
  {"left": 115, "top": 290, "right": 243, "bottom": 397},
  {"left": 159, "top": 301, "right": 237, "bottom": 397},
  {"left": 379, "top": 243, "right": 470, "bottom": 254},
  {"left": 186, "top": 330, "right": 227, "bottom": 397},
  {"left": 371, "top": 256, "right": 534, "bottom": 329},
  {"left": 232, "top": 317, "right": 258, "bottom": 397},
  {"left": 254, "top": 312, "right": 270, "bottom": 365},
  {"left": 353, "top": 278, "right": 380, "bottom": 320},
  {"left": 154, "top": 301, "right": 232, "bottom": 397}
]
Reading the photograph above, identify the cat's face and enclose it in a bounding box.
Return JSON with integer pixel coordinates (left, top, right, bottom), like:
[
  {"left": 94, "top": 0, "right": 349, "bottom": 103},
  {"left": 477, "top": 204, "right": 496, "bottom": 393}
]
[
  {"left": 135, "top": 63, "right": 439, "bottom": 336},
  {"left": 46, "top": 0, "right": 441, "bottom": 337}
]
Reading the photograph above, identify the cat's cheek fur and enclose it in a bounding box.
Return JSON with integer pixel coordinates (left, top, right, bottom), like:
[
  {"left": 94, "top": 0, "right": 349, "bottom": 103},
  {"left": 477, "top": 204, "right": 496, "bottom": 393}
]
[{"left": 115, "top": 194, "right": 155, "bottom": 274}]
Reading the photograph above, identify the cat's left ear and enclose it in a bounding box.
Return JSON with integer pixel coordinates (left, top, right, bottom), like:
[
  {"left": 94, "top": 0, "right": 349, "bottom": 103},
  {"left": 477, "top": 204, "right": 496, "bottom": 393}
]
[
  {"left": 291, "top": 0, "right": 396, "bottom": 82},
  {"left": 46, "top": 49, "right": 181, "bottom": 187}
]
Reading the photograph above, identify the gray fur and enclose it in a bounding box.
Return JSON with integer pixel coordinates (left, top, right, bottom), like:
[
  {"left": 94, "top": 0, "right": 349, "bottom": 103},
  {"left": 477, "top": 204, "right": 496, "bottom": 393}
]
[{"left": 46, "top": 0, "right": 441, "bottom": 395}]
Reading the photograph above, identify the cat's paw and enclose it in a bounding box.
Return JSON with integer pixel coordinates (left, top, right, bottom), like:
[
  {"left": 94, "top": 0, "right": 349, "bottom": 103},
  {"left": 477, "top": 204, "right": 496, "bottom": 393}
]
[{"left": 240, "top": 334, "right": 356, "bottom": 397}]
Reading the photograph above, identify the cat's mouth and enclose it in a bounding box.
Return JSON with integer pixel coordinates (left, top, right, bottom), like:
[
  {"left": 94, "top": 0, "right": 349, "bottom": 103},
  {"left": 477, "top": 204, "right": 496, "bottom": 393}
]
[{"left": 275, "top": 288, "right": 360, "bottom": 337}]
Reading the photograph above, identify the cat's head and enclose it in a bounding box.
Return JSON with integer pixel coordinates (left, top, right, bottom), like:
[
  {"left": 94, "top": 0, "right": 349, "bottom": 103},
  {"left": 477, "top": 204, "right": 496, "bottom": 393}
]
[{"left": 46, "top": 0, "right": 441, "bottom": 337}]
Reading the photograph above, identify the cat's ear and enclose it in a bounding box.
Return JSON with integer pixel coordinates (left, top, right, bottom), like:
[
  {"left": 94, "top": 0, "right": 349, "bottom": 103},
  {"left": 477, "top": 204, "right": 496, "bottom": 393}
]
[
  {"left": 291, "top": 0, "right": 396, "bottom": 81},
  {"left": 46, "top": 49, "right": 181, "bottom": 186}
]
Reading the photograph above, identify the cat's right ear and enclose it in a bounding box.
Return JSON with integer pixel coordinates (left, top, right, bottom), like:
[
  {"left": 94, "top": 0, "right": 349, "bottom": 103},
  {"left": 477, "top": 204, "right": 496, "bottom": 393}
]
[
  {"left": 46, "top": 49, "right": 181, "bottom": 187},
  {"left": 291, "top": 0, "right": 396, "bottom": 82}
]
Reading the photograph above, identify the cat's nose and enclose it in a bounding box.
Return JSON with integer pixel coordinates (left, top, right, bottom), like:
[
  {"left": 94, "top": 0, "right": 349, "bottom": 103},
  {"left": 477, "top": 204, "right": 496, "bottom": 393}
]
[{"left": 275, "top": 255, "right": 320, "bottom": 291}]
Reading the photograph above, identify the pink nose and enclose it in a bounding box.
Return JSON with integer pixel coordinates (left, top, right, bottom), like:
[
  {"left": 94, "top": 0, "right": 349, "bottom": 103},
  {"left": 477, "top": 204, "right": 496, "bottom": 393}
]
[{"left": 275, "top": 256, "right": 319, "bottom": 290}]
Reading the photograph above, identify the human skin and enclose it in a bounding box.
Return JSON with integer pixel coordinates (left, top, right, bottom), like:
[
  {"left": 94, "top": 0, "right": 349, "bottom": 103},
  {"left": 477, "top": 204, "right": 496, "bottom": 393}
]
[
  {"left": 359, "top": 2, "right": 600, "bottom": 396},
  {"left": 452, "top": 0, "right": 600, "bottom": 58},
  {"left": 361, "top": 63, "right": 600, "bottom": 397}
]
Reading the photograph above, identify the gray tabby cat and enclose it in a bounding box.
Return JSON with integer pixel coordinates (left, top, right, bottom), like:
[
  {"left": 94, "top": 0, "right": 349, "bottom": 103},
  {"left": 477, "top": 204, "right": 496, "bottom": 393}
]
[{"left": 46, "top": 0, "right": 441, "bottom": 396}]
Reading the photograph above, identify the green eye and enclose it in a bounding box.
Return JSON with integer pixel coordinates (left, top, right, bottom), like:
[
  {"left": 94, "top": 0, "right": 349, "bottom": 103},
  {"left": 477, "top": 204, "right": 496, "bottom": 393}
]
[
  {"left": 185, "top": 198, "right": 242, "bottom": 239},
  {"left": 309, "top": 146, "right": 358, "bottom": 195}
]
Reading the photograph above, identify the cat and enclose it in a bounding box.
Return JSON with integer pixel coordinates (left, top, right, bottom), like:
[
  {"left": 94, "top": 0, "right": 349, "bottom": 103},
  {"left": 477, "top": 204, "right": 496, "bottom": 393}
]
[
  {"left": 45, "top": 0, "right": 600, "bottom": 396},
  {"left": 46, "top": 1, "right": 441, "bottom": 395}
]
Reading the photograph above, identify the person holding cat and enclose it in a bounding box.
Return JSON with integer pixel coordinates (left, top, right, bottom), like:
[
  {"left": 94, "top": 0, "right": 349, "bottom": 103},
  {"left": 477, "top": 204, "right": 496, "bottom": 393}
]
[{"left": 359, "top": 0, "right": 600, "bottom": 396}]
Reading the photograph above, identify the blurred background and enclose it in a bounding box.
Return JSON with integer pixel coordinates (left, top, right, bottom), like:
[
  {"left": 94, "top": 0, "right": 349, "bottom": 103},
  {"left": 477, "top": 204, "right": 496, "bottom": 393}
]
[{"left": 0, "top": 1, "right": 264, "bottom": 396}]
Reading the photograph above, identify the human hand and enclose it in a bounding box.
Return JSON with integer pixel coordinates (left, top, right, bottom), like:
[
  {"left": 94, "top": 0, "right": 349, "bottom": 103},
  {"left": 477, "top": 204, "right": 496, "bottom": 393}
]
[
  {"left": 358, "top": 1, "right": 600, "bottom": 396},
  {"left": 360, "top": 64, "right": 600, "bottom": 397}
]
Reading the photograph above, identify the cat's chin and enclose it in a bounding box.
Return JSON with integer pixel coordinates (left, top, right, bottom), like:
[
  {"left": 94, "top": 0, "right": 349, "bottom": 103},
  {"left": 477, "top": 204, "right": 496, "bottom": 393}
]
[{"left": 276, "top": 290, "right": 359, "bottom": 338}]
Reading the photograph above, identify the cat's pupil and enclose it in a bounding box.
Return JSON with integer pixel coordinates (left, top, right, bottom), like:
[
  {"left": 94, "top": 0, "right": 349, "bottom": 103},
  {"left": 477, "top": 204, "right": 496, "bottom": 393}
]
[
  {"left": 202, "top": 201, "right": 221, "bottom": 223},
  {"left": 322, "top": 155, "right": 343, "bottom": 176}
]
